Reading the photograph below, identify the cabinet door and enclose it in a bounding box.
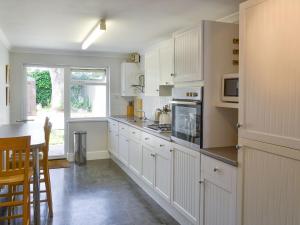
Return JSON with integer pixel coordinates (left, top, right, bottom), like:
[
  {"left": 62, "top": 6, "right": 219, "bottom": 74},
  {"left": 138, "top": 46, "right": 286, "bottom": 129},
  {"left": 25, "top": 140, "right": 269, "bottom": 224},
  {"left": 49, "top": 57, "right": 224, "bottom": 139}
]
[
  {"left": 141, "top": 145, "right": 155, "bottom": 187},
  {"left": 239, "top": 139, "right": 300, "bottom": 225},
  {"left": 159, "top": 39, "right": 174, "bottom": 85},
  {"left": 200, "top": 155, "right": 237, "bottom": 225},
  {"left": 118, "top": 134, "right": 129, "bottom": 165},
  {"left": 144, "top": 50, "right": 160, "bottom": 96},
  {"left": 121, "top": 63, "right": 140, "bottom": 97},
  {"left": 154, "top": 150, "right": 171, "bottom": 201},
  {"left": 201, "top": 180, "right": 235, "bottom": 225},
  {"left": 171, "top": 143, "right": 200, "bottom": 224},
  {"left": 174, "top": 26, "right": 203, "bottom": 82},
  {"left": 239, "top": 0, "right": 300, "bottom": 150},
  {"left": 128, "top": 139, "right": 142, "bottom": 175}
]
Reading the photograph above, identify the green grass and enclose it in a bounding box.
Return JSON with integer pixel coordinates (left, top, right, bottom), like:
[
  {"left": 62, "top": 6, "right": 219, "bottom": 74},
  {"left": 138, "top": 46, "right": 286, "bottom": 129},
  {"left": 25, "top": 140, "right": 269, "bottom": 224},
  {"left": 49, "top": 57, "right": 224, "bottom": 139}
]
[{"left": 50, "top": 129, "right": 64, "bottom": 145}]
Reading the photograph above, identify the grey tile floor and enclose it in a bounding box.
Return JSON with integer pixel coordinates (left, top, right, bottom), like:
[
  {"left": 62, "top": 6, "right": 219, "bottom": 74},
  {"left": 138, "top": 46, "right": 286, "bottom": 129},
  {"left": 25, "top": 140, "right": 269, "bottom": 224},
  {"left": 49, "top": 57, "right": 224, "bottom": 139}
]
[{"left": 39, "top": 159, "right": 179, "bottom": 225}]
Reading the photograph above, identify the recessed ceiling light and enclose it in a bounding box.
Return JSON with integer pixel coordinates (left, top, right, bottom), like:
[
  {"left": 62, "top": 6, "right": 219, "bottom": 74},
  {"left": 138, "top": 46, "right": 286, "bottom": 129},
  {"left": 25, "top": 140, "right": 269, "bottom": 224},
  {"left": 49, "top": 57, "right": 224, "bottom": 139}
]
[{"left": 82, "top": 19, "right": 106, "bottom": 50}]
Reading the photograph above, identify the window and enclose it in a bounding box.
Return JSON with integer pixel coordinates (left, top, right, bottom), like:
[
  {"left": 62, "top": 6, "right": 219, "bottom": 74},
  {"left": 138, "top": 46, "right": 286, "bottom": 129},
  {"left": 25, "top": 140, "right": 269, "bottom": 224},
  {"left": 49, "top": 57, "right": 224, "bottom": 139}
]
[{"left": 70, "top": 68, "right": 108, "bottom": 118}]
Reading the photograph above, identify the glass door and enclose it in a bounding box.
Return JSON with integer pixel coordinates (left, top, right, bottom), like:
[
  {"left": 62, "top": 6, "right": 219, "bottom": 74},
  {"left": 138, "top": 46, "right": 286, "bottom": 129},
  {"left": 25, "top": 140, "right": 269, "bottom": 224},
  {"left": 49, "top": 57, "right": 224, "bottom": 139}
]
[{"left": 25, "top": 66, "right": 66, "bottom": 159}]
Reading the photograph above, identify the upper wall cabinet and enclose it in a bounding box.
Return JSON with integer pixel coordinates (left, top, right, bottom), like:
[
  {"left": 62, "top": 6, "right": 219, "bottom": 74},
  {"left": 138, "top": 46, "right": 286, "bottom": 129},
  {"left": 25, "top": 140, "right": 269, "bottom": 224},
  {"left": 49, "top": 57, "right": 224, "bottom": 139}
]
[
  {"left": 159, "top": 39, "right": 174, "bottom": 86},
  {"left": 173, "top": 25, "right": 203, "bottom": 83},
  {"left": 121, "top": 62, "right": 141, "bottom": 96},
  {"left": 144, "top": 49, "right": 160, "bottom": 96},
  {"left": 239, "top": 0, "right": 300, "bottom": 150},
  {"left": 144, "top": 39, "right": 174, "bottom": 96}
]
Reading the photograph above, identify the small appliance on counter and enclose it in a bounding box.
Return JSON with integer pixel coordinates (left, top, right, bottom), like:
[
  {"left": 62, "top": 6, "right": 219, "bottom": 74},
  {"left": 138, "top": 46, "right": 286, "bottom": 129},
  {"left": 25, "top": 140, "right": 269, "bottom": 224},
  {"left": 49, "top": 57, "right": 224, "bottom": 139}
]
[
  {"left": 222, "top": 73, "right": 239, "bottom": 103},
  {"left": 171, "top": 87, "right": 203, "bottom": 149},
  {"left": 154, "top": 108, "right": 162, "bottom": 124},
  {"left": 159, "top": 105, "right": 171, "bottom": 125}
]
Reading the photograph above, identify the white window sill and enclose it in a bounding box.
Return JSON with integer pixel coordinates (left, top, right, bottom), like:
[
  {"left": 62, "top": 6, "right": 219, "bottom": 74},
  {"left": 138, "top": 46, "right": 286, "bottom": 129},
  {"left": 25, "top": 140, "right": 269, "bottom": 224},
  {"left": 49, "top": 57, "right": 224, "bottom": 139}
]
[{"left": 67, "top": 118, "right": 108, "bottom": 123}]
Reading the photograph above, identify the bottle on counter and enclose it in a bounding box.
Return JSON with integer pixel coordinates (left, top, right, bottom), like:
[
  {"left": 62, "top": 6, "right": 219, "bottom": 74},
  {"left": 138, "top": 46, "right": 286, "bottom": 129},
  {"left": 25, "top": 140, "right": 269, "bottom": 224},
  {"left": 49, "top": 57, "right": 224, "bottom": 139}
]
[{"left": 127, "top": 101, "right": 134, "bottom": 117}]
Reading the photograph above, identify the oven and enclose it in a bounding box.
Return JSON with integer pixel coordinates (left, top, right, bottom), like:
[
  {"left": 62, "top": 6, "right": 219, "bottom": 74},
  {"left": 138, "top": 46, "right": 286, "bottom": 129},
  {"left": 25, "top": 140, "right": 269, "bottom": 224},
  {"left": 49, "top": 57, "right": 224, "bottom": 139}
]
[{"left": 171, "top": 87, "right": 203, "bottom": 149}]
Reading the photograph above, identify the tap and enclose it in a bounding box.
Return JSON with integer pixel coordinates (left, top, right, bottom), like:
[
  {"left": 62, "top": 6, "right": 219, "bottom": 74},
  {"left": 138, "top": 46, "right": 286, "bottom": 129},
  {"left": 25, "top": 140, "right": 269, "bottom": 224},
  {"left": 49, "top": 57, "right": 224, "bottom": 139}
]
[{"left": 136, "top": 110, "right": 147, "bottom": 121}]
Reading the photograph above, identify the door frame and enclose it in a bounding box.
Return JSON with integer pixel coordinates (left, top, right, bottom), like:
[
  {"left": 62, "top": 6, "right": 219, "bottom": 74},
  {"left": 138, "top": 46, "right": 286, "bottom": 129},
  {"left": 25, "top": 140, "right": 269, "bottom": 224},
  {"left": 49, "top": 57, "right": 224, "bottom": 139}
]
[{"left": 23, "top": 64, "right": 68, "bottom": 159}]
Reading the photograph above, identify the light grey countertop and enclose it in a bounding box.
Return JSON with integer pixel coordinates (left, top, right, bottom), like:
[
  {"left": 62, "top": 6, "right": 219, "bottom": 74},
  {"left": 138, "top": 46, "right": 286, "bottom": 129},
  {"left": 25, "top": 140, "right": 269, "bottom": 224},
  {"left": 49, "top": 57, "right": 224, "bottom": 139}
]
[{"left": 108, "top": 115, "right": 237, "bottom": 166}]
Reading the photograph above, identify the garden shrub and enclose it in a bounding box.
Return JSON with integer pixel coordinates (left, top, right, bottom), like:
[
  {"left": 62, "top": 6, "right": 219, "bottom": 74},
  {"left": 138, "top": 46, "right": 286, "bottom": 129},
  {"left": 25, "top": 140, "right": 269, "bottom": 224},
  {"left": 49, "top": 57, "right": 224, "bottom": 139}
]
[{"left": 30, "top": 71, "right": 52, "bottom": 107}]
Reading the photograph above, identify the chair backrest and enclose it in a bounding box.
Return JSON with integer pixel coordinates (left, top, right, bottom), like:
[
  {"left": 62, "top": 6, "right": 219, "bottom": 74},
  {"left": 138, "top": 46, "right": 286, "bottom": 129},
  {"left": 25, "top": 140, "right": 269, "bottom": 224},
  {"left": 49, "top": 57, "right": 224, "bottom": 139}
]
[
  {"left": 0, "top": 136, "right": 31, "bottom": 177},
  {"left": 43, "top": 117, "right": 52, "bottom": 160}
]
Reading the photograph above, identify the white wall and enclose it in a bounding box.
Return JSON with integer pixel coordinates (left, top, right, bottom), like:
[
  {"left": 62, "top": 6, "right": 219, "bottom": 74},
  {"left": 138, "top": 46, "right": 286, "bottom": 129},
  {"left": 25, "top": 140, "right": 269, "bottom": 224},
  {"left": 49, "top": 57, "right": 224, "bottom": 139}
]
[
  {"left": 0, "top": 40, "right": 9, "bottom": 125},
  {"left": 9, "top": 49, "right": 129, "bottom": 160}
]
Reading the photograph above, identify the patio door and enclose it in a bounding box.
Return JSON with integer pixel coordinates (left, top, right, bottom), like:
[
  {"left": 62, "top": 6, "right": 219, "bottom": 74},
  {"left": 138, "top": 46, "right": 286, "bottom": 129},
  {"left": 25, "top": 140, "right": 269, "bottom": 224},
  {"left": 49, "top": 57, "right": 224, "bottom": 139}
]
[{"left": 25, "top": 66, "right": 66, "bottom": 159}]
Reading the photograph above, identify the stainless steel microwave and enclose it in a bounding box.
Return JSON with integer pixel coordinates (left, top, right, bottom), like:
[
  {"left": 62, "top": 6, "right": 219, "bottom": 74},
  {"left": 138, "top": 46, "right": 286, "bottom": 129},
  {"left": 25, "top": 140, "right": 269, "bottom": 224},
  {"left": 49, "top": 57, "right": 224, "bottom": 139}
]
[{"left": 222, "top": 73, "right": 239, "bottom": 103}]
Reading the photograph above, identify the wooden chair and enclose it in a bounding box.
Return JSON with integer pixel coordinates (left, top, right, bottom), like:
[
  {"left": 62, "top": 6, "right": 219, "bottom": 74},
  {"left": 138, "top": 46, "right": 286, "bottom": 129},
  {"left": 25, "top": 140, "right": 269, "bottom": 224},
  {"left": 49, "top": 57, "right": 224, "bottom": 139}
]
[
  {"left": 30, "top": 117, "right": 53, "bottom": 217},
  {"left": 0, "top": 136, "right": 31, "bottom": 225}
]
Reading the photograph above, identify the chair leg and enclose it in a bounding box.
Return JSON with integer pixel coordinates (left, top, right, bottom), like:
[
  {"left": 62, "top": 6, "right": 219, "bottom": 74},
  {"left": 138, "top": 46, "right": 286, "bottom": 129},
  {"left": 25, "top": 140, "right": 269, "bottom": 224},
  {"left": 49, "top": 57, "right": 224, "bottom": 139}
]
[
  {"left": 44, "top": 166, "right": 53, "bottom": 217},
  {"left": 23, "top": 181, "right": 30, "bottom": 225}
]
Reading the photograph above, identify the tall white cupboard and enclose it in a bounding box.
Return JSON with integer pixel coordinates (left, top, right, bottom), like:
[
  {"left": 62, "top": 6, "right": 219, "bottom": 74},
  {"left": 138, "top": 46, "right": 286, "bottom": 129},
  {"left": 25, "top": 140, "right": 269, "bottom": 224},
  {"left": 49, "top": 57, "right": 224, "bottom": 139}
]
[{"left": 238, "top": 0, "right": 300, "bottom": 224}]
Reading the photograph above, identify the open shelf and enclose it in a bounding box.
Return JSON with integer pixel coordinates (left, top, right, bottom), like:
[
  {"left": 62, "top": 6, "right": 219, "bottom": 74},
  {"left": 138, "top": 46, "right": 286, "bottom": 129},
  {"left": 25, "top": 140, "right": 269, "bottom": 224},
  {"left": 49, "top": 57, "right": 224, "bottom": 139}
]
[{"left": 215, "top": 102, "right": 238, "bottom": 109}]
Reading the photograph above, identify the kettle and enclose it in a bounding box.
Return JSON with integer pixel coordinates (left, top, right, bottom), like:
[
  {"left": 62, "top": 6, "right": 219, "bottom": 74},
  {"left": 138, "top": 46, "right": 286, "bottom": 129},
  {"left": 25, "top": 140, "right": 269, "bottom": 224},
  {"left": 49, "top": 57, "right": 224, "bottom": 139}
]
[
  {"left": 159, "top": 105, "right": 171, "bottom": 125},
  {"left": 154, "top": 108, "right": 161, "bottom": 124}
]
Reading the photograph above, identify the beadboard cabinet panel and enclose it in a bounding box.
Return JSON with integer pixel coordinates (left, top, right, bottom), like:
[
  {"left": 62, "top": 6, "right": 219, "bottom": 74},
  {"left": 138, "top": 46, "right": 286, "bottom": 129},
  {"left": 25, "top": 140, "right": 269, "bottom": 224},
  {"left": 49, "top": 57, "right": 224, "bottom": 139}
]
[
  {"left": 174, "top": 26, "right": 203, "bottom": 82},
  {"left": 239, "top": 0, "right": 300, "bottom": 150},
  {"left": 240, "top": 143, "right": 300, "bottom": 225},
  {"left": 118, "top": 134, "right": 129, "bottom": 165},
  {"left": 144, "top": 50, "right": 160, "bottom": 96},
  {"left": 172, "top": 143, "right": 200, "bottom": 224},
  {"left": 141, "top": 145, "right": 155, "bottom": 187},
  {"left": 128, "top": 139, "right": 142, "bottom": 175}
]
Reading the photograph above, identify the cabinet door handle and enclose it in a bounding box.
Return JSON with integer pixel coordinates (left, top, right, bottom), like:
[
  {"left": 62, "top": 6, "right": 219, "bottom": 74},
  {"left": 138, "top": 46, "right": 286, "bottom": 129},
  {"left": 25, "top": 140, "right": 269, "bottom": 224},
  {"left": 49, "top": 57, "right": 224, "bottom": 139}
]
[
  {"left": 170, "top": 149, "right": 173, "bottom": 152},
  {"left": 151, "top": 153, "right": 156, "bottom": 157},
  {"left": 171, "top": 73, "right": 175, "bottom": 77},
  {"left": 213, "top": 167, "right": 220, "bottom": 172},
  {"left": 160, "top": 144, "right": 164, "bottom": 147},
  {"left": 132, "top": 132, "right": 136, "bottom": 134},
  {"left": 145, "top": 137, "right": 149, "bottom": 140},
  {"left": 236, "top": 123, "right": 242, "bottom": 128},
  {"left": 236, "top": 145, "right": 242, "bottom": 150},
  {"left": 199, "top": 180, "right": 204, "bottom": 184}
]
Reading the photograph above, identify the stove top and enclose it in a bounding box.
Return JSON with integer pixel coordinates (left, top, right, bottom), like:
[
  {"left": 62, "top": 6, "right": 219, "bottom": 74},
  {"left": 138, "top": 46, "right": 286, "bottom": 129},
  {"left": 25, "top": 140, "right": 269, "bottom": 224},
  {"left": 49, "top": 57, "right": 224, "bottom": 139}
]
[{"left": 145, "top": 124, "right": 172, "bottom": 133}]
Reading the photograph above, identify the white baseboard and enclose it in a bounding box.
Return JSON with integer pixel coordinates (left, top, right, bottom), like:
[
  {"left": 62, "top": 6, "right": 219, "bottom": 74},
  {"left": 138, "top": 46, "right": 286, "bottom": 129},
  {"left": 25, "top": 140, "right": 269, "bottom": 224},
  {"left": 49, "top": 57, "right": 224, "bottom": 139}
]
[
  {"left": 87, "top": 150, "right": 110, "bottom": 160},
  {"left": 67, "top": 150, "right": 110, "bottom": 162}
]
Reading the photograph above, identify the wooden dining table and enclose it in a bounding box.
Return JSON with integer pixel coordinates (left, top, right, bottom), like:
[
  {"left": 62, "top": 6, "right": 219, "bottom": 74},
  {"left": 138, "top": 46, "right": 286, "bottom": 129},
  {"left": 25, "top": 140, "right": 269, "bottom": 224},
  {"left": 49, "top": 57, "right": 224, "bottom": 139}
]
[{"left": 0, "top": 122, "right": 44, "bottom": 225}]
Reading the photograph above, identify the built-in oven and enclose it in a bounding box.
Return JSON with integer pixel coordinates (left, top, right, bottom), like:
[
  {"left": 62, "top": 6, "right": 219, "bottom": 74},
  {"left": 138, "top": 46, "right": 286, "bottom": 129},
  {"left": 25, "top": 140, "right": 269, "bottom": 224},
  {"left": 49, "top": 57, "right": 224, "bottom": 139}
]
[{"left": 171, "top": 87, "right": 203, "bottom": 149}]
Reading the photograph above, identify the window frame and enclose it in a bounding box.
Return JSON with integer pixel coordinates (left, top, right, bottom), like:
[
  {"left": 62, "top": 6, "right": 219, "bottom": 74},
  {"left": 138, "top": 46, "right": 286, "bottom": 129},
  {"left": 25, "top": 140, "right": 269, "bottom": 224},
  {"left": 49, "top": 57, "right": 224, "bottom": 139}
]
[{"left": 69, "top": 67, "right": 109, "bottom": 120}]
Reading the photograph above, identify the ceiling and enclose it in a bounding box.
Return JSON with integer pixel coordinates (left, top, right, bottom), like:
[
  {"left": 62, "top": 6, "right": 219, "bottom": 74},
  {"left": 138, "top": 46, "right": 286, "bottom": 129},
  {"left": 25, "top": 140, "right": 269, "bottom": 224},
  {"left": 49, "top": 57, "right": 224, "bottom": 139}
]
[{"left": 0, "top": 0, "right": 243, "bottom": 53}]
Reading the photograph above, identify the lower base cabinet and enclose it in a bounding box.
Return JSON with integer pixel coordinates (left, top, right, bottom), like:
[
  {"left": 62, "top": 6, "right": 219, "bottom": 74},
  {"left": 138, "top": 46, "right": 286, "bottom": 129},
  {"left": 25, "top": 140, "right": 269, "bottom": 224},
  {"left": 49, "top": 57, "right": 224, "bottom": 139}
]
[
  {"left": 141, "top": 145, "right": 155, "bottom": 186},
  {"left": 200, "top": 155, "right": 237, "bottom": 225},
  {"left": 118, "top": 134, "right": 129, "bottom": 165},
  {"left": 128, "top": 139, "right": 142, "bottom": 175},
  {"left": 171, "top": 143, "right": 201, "bottom": 225}
]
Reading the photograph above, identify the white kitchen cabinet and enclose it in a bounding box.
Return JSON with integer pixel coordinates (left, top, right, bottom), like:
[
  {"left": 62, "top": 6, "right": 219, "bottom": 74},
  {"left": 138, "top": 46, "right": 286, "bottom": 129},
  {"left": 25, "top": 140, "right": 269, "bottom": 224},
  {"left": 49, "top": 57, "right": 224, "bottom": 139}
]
[
  {"left": 200, "top": 155, "right": 237, "bottom": 225},
  {"left": 173, "top": 25, "right": 203, "bottom": 83},
  {"left": 121, "top": 62, "right": 141, "bottom": 96},
  {"left": 144, "top": 50, "right": 160, "bottom": 96},
  {"left": 238, "top": 138, "right": 300, "bottom": 225},
  {"left": 154, "top": 140, "right": 172, "bottom": 202},
  {"left": 239, "top": 0, "right": 300, "bottom": 150},
  {"left": 118, "top": 134, "right": 129, "bottom": 165},
  {"left": 159, "top": 39, "right": 174, "bottom": 85},
  {"left": 141, "top": 145, "right": 155, "bottom": 186},
  {"left": 171, "top": 143, "right": 200, "bottom": 224},
  {"left": 108, "top": 120, "right": 119, "bottom": 158},
  {"left": 128, "top": 139, "right": 142, "bottom": 175}
]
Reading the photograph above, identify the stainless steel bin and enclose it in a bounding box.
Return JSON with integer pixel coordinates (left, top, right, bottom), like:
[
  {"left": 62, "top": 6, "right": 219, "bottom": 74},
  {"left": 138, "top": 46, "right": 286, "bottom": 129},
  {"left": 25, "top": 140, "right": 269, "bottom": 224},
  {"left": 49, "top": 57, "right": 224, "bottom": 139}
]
[{"left": 74, "top": 131, "right": 87, "bottom": 165}]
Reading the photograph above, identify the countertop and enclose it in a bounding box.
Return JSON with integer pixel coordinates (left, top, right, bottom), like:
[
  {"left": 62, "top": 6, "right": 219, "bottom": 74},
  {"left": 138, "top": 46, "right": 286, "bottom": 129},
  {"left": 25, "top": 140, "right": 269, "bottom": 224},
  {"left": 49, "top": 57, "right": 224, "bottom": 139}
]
[
  {"left": 109, "top": 116, "right": 172, "bottom": 141},
  {"left": 108, "top": 116, "right": 238, "bottom": 166}
]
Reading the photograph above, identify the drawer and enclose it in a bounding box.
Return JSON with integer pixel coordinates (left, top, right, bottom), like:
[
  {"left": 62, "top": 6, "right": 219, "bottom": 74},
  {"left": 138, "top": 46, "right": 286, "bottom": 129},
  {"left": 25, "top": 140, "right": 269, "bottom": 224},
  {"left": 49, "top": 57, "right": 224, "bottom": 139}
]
[
  {"left": 129, "top": 127, "right": 142, "bottom": 141},
  {"left": 142, "top": 132, "right": 171, "bottom": 158},
  {"left": 108, "top": 119, "right": 118, "bottom": 131},
  {"left": 119, "top": 123, "right": 130, "bottom": 137},
  {"left": 201, "top": 154, "right": 236, "bottom": 192}
]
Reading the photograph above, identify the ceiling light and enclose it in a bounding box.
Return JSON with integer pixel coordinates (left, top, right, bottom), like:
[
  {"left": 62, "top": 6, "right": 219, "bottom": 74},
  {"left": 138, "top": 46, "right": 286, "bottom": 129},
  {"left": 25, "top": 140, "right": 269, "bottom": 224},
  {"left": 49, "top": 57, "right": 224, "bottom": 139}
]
[{"left": 82, "top": 19, "right": 106, "bottom": 50}]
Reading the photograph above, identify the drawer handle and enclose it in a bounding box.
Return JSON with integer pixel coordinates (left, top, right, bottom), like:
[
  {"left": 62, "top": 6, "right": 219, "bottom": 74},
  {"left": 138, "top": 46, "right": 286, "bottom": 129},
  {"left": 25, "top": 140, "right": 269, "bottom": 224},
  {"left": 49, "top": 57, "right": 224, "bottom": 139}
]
[
  {"left": 213, "top": 167, "right": 220, "bottom": 172},
  {"left": 132, "top": 132, "right": 136, "bottom": 134},
  {"left": 236, "top": 145, "right": 242, "bottom": 150},
  {"left": 160, "top": 144, "right": 164, "bottom": 147},
  {"left": 145, "top": 137, "right": 149, "bottom": 140},
  {"left": 151, "top": 153, "right": 156, "bottom": 157},
  {"left": 121, "top": 128, "right": 124, "bottom": 130}
]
